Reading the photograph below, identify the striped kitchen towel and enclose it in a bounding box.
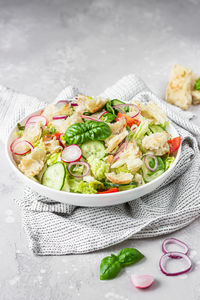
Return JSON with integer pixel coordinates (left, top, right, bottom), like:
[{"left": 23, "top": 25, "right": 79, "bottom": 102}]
[{"left": 1, "top": 74, "right": 200, "bottom": 255}]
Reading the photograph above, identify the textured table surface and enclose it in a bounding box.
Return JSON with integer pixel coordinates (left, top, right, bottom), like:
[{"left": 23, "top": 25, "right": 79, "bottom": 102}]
[{"left": 1, "top": 0, "right": 200, "bottom": 299}]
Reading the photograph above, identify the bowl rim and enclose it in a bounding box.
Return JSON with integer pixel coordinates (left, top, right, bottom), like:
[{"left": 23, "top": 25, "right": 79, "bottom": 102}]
[{"left": 6, "top": 107, "right": 181, "bottom": 198}]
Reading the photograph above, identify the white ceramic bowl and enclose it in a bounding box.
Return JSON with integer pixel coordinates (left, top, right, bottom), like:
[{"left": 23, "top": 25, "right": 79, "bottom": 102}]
[{"left": 6, "top": 109, "right": 181, "bottom": 207}]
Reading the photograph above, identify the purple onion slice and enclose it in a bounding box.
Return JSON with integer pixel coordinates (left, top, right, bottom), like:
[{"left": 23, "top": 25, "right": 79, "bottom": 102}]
[
  {"left": 159, "top": 252, "right": 192, "bottom": 276},
  {"left": 67, "top": 161, "right": 90, "bottom": 178}
]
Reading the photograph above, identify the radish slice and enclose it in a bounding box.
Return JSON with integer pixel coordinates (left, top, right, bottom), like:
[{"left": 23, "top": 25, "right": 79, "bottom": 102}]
[
  {"left": 61, "top": 145, "right": 82, "bottom": 163},
  {"left": 162, "top": 238, "right": 189, "bottom": 257},
  {"left": 10, "top": 137, "right": 23, "bottom": 153},
  {"left": 12, "top": 139, "right": 34, "bottom": 155},
  {"left": 159, "top": 252, "right": 192, "bottom": 276},
  {"left": 25, "top": 115, "right": 47, "bottom": 128},
  {"left": 130, "top": 274, "right": 154, "bottom": 289}
]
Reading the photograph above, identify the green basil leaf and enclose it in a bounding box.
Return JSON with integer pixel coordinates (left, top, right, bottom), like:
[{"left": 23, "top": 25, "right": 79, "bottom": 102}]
[
  {"left": 194, "top": 78, "right": 200, "bottom": 90},
  {"left": 64, "top": 121, "right": 111, "bottom": 145},
  {"left": 117, "top": 248, "right": 144, "bottom": 267},
  {"left": 100, "top": 254, "right": 122, "bottom": 280}
]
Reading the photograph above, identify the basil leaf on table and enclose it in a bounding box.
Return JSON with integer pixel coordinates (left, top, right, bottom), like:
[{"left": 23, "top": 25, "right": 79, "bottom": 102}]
[
  {"left": 100, "top": 248, "right": 145, "bottom": 280},
  {"left": 100, "top": 254, "right": 122, "bottom": 280},
  {"left": 194, "top": 78, "right": 200, "bottom": 90},
  {"left": 64, "top": 121, "right": 111, "bottom": 145},
  {"left": 117, "top": 248, "right": 144, "bottom": 267}
]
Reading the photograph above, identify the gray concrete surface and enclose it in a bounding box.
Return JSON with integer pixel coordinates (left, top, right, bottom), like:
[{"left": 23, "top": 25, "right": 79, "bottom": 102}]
[{"left": 1, "top": 0, "right": 200, "bottom": 299}]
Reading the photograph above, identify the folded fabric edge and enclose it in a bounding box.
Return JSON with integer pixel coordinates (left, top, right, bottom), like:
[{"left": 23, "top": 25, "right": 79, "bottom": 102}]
[{"left": 22, "top": 207, "right": 200, "bottom": 255}]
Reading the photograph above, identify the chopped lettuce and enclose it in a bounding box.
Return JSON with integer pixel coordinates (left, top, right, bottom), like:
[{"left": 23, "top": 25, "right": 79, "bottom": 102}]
[
  {"left": 127, "top": 131, "right": 135, "bottom": 142},
  {"left": 87, "top": 155, "right": 109, "bottom": 180},
  {"left": 164, "top": 156, "right": 175, "bottom": 170},
  {"left": 142, "top": 157, "right": 165, "bottom": 183},
  {"left": 47, "top": 152, "right": 61, "bottom": 165},
  {"left": 134, "top": 119, "right": 150, "bottom": 140},
  {"left": 33, "top": 138, "right": 46, "bottom": 150},
  {"left": 42, "top": 123, "right": 56, "bottom": 136},
  {"left": 112, "top": 164, "right": 134, "bottom": 175},
  {"left": 160, "top": 121, "right": 169, "bottom": 130},
  {"left": 16, "top": 129, "right": 24, "bottom": 137},
  {"left": 68, "top": 178, "right": 104, "bottom": 194},
  {"left": 149, "top": 124, "right": 164, "bottom": 133}
]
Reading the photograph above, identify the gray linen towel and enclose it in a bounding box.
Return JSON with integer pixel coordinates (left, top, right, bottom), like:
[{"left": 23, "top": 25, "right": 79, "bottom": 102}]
[{"left": 1, "top": 74, "right": 200, "bottom": 255}]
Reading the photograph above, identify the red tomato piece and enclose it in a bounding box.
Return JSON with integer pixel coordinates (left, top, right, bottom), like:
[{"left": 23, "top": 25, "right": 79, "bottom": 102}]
[
  {"left": 98, "top": 188, "right": 119, "bottom": 194},
  {"left": 54, "top": 133, "right": 61, "bottom": 140},
  {"left": 116, "top": 112, "right": 140, "bottom": 127},
  {"left": 168, "top": 136, "right": 181, "bottom": 153}
]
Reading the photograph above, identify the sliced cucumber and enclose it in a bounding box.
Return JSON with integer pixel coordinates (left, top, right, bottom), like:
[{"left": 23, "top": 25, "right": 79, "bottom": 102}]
[
  {"left": 42, "top": 162, "right": 66, "bottom": 190},
  {"left": 118, "top": 184, "right": 137, "bottom": 191},
  {"left": 81, "top": 141, "right": 105, "bottom": 159},
  {"left": 111, "top": 99, "right": 125, "bottom": 106},
  {"left": 142, "top": 157, "right": 165, "bottom": 183},
  {"left": 149, "top": 125, "right": 165, "bottom": 133},
  {"left": 104, "top": 182, "right": 137, "bottom": 190},
  {"left": 111, "top": 99, "right": 129, "bottom": 113}
]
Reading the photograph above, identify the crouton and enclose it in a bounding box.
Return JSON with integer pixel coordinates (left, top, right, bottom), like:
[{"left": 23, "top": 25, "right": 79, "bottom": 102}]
[
  {"left": 18, "top": 148, "right": 46, "bottom": 177},
  {"left": 166, "top": 64, "right": 192, "bottom": 110},
  {"left": 105, "top": 172, "right": 133, "bottom": 184}
]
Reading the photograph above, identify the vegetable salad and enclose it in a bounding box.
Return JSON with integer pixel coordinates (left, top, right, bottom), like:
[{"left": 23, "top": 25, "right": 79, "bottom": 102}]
[{"left": 11, "top": 95, "right": 181, "bottom": 194}]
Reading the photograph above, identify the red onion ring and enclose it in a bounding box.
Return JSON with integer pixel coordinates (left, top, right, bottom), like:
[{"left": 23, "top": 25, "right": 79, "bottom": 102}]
[
  {"left": 67, "top": 162, "right": 90, "bottom": 178},
  {"left": 143, "top": 154, "right": 158, "bottom": 172},
  {"left": 162, "top": 238, "right": 189, "bottom": 258},
  {"left": 57, "top": 100, "right": 71, "bottom": 104},
  {"left": 112, "top": 142, "right": 128, "bottom": 163},
  {"left": 113, "top": 104, "right": 139, "bottom": 118},
  {"left": 99, "top": 111, "right": 109, "bottom": 119},
  {"left": 111, "top": 137, "right": 127, "bottom": 156},
  {"left": 52, "top": 115, "right": 68, "bottom": 120},
  {"left": 159, "top": 252, "right": 192, "bottom": 276},
  {"left": 56, "top": 100, "right": 78, "bottom": 109},
  {"left": 81, "top": 115, "right": 104, "bottom": 122}
]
